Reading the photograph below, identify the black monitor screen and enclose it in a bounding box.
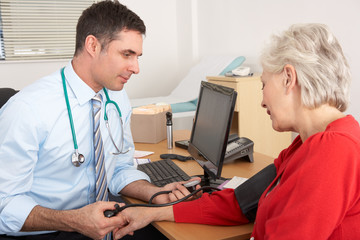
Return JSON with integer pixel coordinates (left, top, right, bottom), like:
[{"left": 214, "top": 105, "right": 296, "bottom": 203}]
[{"left": 188, "top": 81, "right": 237, "bottom": 182}]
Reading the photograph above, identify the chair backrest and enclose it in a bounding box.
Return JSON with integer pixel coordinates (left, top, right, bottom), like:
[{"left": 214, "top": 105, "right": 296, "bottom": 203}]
[{"left": 0, "top": 88, "right": 18, "bottom": 109}]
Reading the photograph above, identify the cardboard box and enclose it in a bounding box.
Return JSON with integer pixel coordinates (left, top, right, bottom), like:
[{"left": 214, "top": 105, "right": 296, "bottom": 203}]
[{"left": 131, "top": 104, "right": 171, "bottom": 143}]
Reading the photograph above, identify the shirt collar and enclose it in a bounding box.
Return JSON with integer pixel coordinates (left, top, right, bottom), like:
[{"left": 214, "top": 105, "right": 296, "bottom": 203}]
[{"left": 63, "top": 61, "right": 96, "bottom": 105}]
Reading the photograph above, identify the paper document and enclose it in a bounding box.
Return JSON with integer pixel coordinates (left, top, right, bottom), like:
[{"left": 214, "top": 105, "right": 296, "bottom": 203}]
[
  {"left": 133, "top": 158, "right": 151, "bottom": 167},
  {"left": 134, "top": 150, "right": 154, "bottom": 158},
  {"left": 222, "top": 176, "right": 248, "bottom": 189}
]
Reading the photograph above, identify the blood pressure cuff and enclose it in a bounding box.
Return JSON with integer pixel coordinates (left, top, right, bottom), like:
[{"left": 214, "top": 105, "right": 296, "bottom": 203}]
[{"left": 234, "top": 163, "right": 277, "bottom": 222}]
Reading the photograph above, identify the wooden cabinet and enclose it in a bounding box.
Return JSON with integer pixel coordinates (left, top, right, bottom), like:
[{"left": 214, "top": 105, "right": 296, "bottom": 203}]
[{"left": 207, "top": 75, "right": 292, "bottom": 158}]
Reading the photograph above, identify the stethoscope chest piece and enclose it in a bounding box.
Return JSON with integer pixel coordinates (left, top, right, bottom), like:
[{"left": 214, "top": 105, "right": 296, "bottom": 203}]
[{"left": 72, "top": 151, "right": 85, "bottom": 167}]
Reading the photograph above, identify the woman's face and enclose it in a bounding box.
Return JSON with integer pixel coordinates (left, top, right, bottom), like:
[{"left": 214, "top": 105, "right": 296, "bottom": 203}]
[{"left": 261, "top": 70, "right": 295, "bottom": 132}]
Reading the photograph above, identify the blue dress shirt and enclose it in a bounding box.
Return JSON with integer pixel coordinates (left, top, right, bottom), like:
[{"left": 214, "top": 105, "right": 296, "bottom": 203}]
[{"left": 0, "top": 62, "right": 150, "bottom": 235}]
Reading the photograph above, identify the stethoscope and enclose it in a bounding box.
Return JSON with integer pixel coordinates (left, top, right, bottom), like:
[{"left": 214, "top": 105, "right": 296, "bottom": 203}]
[{"left": 61, "top": 67, "right": 129, "bottom": 167}]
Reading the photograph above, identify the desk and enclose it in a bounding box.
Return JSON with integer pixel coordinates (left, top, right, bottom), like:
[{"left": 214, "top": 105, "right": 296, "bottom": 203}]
[{"left": 130, "top": 130, "right": 274, "bottom": 240}]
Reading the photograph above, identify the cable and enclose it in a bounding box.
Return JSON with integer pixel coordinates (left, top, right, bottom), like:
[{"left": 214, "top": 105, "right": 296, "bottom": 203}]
[
  {"left": 104, "top": 186, "right": 221, "bottom": 218},
  {"left": 148, "top": 190, "right": 172, "bottom": 204}
]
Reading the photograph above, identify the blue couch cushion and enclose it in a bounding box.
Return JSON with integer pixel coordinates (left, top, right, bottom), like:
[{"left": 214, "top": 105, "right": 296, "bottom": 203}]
[{"left": 170, "top": 99, "right": 198, "bottom": 113}]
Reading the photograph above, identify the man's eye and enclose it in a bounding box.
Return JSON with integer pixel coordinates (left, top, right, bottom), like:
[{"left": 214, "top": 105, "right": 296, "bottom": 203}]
[
  {"left": 122, "top": 52, "right": 131, "bottom": 57},
  {"left": 261, "top": 83, "right": 265, "bottom": 90}
]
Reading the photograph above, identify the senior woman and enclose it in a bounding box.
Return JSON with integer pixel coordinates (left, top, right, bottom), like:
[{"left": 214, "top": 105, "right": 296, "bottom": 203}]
[{"left": 114, "top": 23, "right": 360, "bottom": 240}]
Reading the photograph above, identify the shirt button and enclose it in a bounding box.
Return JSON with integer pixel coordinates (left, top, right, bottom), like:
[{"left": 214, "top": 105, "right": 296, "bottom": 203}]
[{"left": 250, "top": 237, "right": 254, "bottom": 240}]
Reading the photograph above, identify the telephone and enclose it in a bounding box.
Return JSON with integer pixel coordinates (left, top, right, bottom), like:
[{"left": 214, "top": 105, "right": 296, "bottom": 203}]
[
  {"left": 225, "top": 66, "right": 251, "bottom": 77},
  {"left": 175, "top": 133, "right": 254, "bottom": 163},
  {"left": 225, "top": 133, "right": 254, "bottom": 163}
]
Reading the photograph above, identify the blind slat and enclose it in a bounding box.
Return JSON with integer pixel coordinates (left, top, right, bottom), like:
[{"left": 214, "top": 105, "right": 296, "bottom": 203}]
[
  {"left": 0, "top": 0, "right": 95, "bottom": 61},
  {"left": 4, "top": 31, "right": 77, "bottom": 34}
]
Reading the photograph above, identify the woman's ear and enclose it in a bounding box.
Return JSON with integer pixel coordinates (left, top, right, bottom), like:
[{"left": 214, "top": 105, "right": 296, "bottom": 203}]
[{"left": 283, "top": 64, "right": 297, "bottom": 94}]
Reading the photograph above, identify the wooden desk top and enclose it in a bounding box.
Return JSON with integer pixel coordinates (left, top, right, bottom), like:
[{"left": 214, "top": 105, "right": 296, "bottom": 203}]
[{"left": 131, "top": 130, "right": 274, "bottom": 240}]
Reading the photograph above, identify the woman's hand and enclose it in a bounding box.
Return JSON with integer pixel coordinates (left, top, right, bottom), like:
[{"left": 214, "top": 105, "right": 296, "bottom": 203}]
[{"left": 112, "top": 206, "right": 174, "bottom": 239}]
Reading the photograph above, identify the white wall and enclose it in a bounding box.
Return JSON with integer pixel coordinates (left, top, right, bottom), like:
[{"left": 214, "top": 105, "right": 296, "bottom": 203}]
[
  {"left": 120, "top": 0, "right": 198, "bottom": 99},
  {"left": 0, "top": 60, "right": 68, "bottom": 90},
  {"left": 195, "top": 0, "right": 360, "bottom": 121},
  {"left": 1, "top": 0, "right": 359, "bottom": 121}
]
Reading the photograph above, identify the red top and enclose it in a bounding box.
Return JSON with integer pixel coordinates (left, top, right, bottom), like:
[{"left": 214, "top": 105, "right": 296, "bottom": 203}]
[{"left": 173, "top": 115, "right": 360, "bottom": 239}]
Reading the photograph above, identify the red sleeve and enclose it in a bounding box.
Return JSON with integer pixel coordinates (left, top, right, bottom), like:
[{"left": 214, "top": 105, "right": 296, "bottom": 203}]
[{"left": 173, "top": 188, "right": 249, "bottom": 225}]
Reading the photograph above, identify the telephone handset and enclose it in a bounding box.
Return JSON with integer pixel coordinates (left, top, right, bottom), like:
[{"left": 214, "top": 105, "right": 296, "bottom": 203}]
[{"left": 225, "top": 134, "right": 254, "bottom": 163}]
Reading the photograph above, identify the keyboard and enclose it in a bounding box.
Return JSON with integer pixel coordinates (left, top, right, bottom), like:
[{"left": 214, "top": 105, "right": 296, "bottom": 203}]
[{"left": 137, "top": 159, "right": 191, "bottom": 187}]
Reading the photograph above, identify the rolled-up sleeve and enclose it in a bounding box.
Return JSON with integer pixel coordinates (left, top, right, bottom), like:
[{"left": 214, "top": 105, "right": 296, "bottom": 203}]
[
  {"left": 0, "top": 196, "right": 38, "bottom": 233},
  {"left": 0, "top": 100, "right": 41, "bottom": 234}
]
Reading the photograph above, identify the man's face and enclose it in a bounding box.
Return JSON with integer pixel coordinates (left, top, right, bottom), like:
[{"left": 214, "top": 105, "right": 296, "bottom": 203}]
[{"left": 91, "top": 30, "right": 143, "bottom": 92}]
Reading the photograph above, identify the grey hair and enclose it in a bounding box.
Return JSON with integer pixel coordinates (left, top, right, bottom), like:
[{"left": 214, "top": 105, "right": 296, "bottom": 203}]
[{"left": 260, "top": 23, "right": 351, "bottom": 112}]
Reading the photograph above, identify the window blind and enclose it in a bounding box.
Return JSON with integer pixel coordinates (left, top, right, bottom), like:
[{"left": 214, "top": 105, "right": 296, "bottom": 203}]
[
  {"left": 0, "top": 29, "right": 4, "bottom": 60},
  {"left": 0, "top": 0, "right": 95, "bottom": 61}
]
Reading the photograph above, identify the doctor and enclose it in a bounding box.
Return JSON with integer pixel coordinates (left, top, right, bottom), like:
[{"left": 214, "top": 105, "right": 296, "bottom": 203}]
[{"left": 0, "top": 1, "right": 191, "bottom": 239}]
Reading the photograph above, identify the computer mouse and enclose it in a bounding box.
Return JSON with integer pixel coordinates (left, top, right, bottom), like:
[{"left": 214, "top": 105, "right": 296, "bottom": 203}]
[{"left": 160, "top": 153, "right": 193, "bottom": 161}]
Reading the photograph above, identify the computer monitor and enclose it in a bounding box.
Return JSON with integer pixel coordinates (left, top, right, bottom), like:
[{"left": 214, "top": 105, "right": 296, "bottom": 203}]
[{"left": 188, "top": 81, "right": 237, "bottom": 187}]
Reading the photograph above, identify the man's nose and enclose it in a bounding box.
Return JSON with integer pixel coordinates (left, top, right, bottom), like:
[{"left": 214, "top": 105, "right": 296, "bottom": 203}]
[{"left": 129, "top": 57, "right": 140, "bottom": 74}]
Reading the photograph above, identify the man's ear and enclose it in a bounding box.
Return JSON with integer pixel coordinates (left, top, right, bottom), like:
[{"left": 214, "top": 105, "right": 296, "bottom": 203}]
[
  {"left": 84, "top": 35, "right": 100, "bottom": 58},
  {"left": 283, "top": 64, "right": 297, "bottom": 94}
]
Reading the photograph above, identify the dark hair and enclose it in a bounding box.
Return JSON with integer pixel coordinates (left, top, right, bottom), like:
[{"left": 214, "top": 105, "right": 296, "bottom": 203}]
[{"left": 74, "top": 0, "right": 146, "bottom": 56}]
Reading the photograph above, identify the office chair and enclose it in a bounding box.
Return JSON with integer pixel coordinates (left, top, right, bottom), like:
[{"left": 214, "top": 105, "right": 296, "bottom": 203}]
[{"left": 0, "top": 88, "right": 18, "bottom": 109}]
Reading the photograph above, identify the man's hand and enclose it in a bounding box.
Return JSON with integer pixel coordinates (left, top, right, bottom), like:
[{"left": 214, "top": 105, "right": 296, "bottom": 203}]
[
  {"left": 73, "top": 201, "right": 128, "bottom": 239},
  {"left": 120, "top": 178, "right": 202, "bottom": 206},
  {"left": 21, "top": 201, "right": 128, "bottom": 240},
  {"left": 151, "top": 177, "right": 202, "bottom": 204}
]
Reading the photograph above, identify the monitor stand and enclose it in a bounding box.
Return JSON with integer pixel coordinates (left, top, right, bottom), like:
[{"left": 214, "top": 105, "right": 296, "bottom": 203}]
[{"left": 198, "top": 171, "right": 227, "bottom": 192}]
